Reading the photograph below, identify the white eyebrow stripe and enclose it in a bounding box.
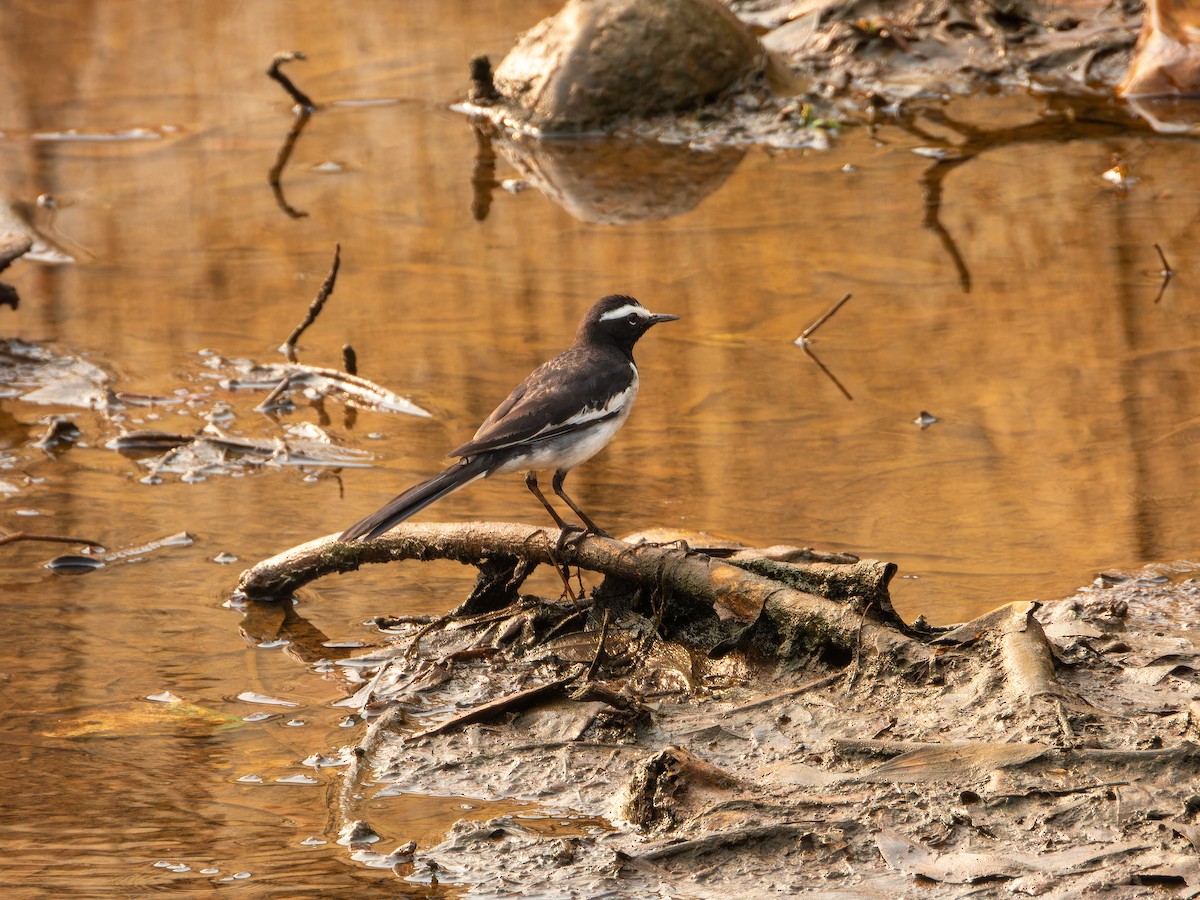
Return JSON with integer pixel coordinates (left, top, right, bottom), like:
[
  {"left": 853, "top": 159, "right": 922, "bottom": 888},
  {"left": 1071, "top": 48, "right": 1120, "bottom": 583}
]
[{"left": 599, "top": 303, "right": 646, "bottom": 321}]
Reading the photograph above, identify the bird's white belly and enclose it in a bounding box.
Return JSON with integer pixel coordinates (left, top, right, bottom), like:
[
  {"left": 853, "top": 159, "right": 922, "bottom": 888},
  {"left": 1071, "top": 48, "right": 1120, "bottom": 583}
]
[{"left": 492, "top": 382, "right": 637, "bottom": 476}]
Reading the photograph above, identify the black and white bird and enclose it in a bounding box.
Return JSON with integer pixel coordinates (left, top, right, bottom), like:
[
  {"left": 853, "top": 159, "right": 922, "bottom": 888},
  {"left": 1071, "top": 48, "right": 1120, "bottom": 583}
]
[{"left": 340, "top": 294, "right": 679, "bottom": 542}]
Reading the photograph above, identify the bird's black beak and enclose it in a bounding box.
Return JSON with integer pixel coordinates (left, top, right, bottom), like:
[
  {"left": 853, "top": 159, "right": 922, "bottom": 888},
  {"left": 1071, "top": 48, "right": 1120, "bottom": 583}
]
[{"left": 647, "top": 312, "right": 680, "bottom": 324}]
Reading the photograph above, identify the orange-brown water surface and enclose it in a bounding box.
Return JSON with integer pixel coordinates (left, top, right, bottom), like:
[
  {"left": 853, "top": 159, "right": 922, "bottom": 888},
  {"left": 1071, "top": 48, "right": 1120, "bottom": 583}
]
[{"left": 3, "top": 1, "right": 1200, "bottom": 894}]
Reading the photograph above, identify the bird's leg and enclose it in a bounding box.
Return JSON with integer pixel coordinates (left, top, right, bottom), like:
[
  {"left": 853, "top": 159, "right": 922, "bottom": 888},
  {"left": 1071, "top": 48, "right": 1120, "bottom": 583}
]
[
  {"left": 543, "top": 537, "right": 582, "bottom": 610},
  {"left": 552, "top": 469, "right": 611, "bottom": 538},
  {"left": 525, "top": 471, "right": 586, "bottom": 575},
  {"left": 525, "top": 471, "right": 573, "bottom": 532}
]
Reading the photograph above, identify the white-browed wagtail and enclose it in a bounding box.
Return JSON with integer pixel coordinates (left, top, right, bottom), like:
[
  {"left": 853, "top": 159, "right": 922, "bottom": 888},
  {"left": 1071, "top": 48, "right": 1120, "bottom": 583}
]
[{"left": 340, "top": 294, "right": 679, "bottom": 541}]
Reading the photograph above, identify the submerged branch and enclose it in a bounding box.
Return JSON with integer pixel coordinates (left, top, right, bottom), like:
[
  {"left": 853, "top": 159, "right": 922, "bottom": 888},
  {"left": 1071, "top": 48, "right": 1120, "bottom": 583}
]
[{"left": 0, "top": 530, "right": 104, "bottom": 549}]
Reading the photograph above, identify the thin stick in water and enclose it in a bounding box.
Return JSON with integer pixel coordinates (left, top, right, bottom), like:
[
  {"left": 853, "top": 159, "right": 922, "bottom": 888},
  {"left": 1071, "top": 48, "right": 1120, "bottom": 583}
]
[
  {"left": 267, "top": 51, "right": 316, "bottom": 111},
  {"left": 797, "top": 292, "right": 852, "bottom": 345},
  {"left": 283, "top": 244, "right": 341, "bottom": 362},
  {"left": 1154, "top": 243, "right": 1173, "bottom": 277}
]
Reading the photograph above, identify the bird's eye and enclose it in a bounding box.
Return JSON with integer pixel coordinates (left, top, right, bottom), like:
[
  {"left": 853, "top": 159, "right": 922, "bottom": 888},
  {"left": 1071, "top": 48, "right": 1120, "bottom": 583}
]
[{"left": 627, "top": 313, "right": 638, "bottom": 324}]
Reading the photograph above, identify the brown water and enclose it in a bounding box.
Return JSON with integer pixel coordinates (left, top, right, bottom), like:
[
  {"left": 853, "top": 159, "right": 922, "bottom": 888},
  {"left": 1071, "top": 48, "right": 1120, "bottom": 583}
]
[{"left": 3, "top": 0, "right": 1200, "bottom": 894}]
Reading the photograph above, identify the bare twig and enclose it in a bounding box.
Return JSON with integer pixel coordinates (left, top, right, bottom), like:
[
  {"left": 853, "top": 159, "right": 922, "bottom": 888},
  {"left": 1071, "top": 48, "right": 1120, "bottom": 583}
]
[
  {"left": 267, "top": 51, "right": 316, "bottom": 111},
  {"left": 256, "top": 372, "right": 297, "bottom": 410},
  {"left": 719, "top": 669, "right": 845, "bottom": 715},
  {"left": 241, "top": 362, "right": 429, "bottom": 417},
  {"left": 283, "top": 244, "right": 341, "bottom": 362},
  {"left": 842, "top": 599, "right": 875, "bottom": 690},
  {"left": 638, "top": 823, "right": 818, "bottom": 861},
  {"left": 0, "top": 531, "right": 104, "bottom": 549},
  {"left": 1154, "top": 243, "right": 1174, "bottom": 276},
  {"left": 796, "top": 293, "right": 852, "bottom": 344},
  {"left": 406, "top": 672, "right": 581, "bottom": 740},
  {"left": 586, "top": 608, "right": 611, "bottom": 681},
  {"left": 1053, "top": 696, "right": 1075, "bottom": 743}
]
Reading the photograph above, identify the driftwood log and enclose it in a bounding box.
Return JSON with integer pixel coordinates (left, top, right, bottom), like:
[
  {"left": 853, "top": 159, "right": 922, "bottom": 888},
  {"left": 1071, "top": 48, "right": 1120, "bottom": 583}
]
[{"left": 234, "top": 522, "right": 931, "bottom": 666}]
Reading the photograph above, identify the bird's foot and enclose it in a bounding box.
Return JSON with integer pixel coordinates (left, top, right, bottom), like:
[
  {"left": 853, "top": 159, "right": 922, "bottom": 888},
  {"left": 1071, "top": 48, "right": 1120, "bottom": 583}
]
[{"left": 555, "top": 524, "right": 588, "bottom": 554}]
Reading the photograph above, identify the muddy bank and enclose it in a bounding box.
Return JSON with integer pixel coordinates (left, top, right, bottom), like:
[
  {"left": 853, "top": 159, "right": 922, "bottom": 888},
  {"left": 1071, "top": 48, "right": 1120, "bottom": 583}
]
[
  {"left": 752, "top": 0, "right": 1141, "bottom": 100},
  {"left": 234, "top": 529, "right": 1200, "bottom": 896},
  {"left": 462, "top": 0, "right": 1197, "bottom": 146}
]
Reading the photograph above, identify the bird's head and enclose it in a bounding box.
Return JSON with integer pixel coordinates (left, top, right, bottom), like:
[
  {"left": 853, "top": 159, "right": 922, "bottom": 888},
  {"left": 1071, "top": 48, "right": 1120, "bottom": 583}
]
[{"left": 579, "top": 294, "right": 679, "bottom": 349}]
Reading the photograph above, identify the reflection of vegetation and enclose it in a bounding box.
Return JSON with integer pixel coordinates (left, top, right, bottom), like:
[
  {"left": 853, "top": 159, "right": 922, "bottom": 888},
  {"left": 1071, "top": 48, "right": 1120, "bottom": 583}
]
[
  {"left": 470, "top": 123, "right": 499, "bottom": 222},
  {"left": 238, "top": 596, "right": 360, "bottom": 665},
  {"left": 893, "top": 102, "right": 1142, "bottom": 294}
]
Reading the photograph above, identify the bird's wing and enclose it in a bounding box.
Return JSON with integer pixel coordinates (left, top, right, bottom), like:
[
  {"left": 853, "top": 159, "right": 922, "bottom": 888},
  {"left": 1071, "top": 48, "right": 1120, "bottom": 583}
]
[{"left": 449, "top": 347, "right": 635, "bottom": 459}]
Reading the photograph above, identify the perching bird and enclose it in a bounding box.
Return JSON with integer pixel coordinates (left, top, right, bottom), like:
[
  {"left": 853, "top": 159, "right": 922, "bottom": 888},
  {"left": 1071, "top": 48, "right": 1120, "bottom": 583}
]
[{"left": 340, "top": 294, "right": 679, "bottom": 542}]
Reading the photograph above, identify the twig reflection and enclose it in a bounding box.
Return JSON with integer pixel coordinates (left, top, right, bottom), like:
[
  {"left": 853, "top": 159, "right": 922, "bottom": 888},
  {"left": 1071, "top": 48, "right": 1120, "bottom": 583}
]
[
  {"left": 268, "top": 108, "right": 313, "bottom": 219},
  {"left": 470, "top": 123, "right": 500, "bottom": 222},
  {"left": 920, "top": 157, "right": 973, "bottom": 293},
  {"left": 801, "top": 345, "right": 854, "bottom": 401}
]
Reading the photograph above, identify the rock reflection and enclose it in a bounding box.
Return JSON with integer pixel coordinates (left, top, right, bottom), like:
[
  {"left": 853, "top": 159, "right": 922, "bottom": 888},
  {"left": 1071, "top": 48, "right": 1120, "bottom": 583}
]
[{"left": 471, "top": 123, "right": 745, "bottom": 225}]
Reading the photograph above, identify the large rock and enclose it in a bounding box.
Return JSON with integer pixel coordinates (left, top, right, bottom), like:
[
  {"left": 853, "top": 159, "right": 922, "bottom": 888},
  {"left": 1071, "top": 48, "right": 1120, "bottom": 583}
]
[{"left": 492, "top": 0, "right": 767, "bottom": 131}]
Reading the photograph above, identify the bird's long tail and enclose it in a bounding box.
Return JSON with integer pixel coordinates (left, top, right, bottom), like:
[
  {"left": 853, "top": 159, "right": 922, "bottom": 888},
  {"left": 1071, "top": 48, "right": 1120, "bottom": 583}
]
[{"left": 339, "top": 455, "right": 491, "bottom": 542}]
